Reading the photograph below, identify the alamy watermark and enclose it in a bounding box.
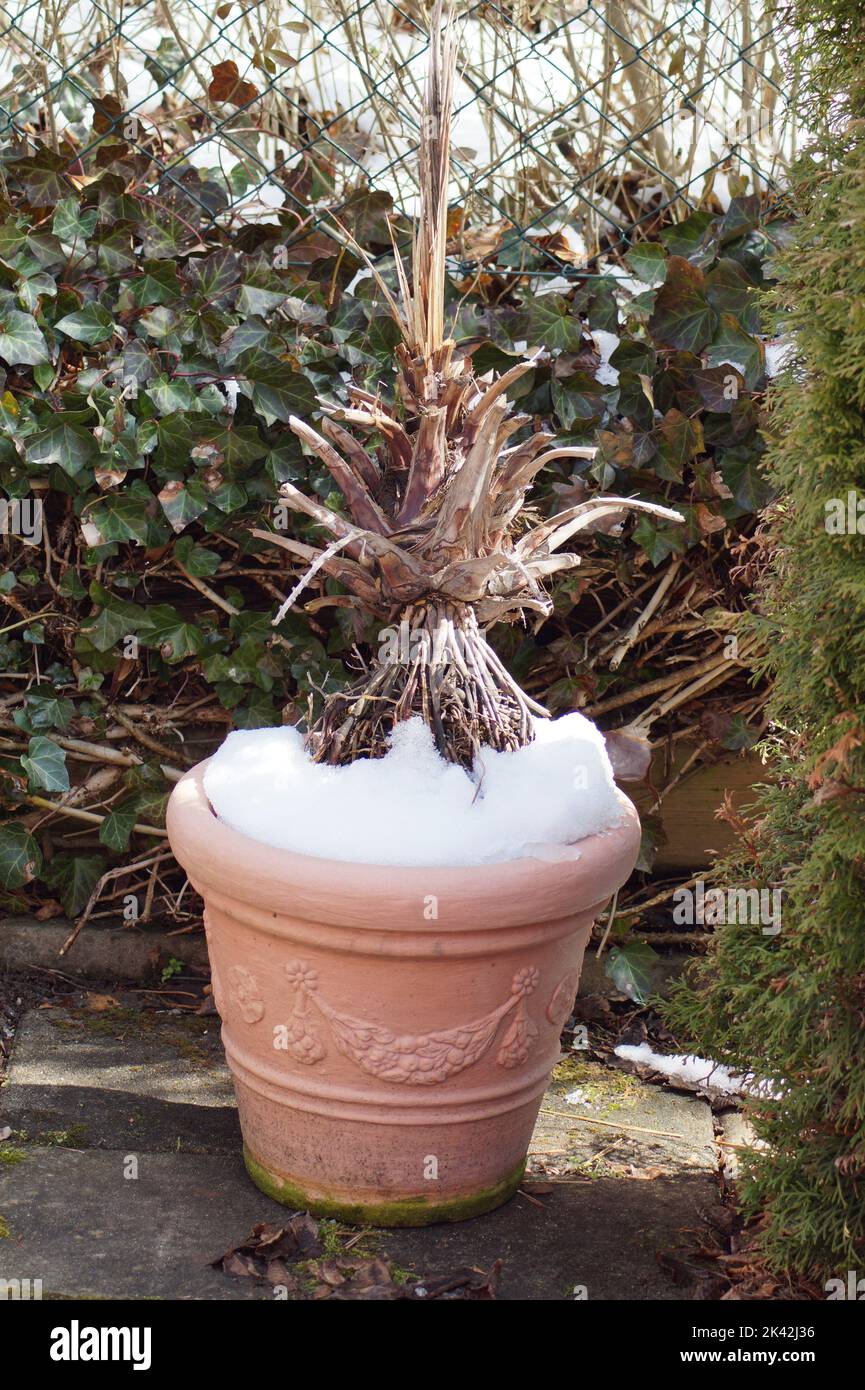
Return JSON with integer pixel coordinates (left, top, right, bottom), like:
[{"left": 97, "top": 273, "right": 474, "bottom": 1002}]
[
  {"left": 825, "top": 491, "right": 865, "bottom": 535},
  {"left": 0, "top": 496, "right": 42, "bottom": 544},
  {"left": 825, "top": 1270, "right": 865, "bottom": 1300},
  {"left": 672, "top": 878, "right": 782, "bottom": 935}
]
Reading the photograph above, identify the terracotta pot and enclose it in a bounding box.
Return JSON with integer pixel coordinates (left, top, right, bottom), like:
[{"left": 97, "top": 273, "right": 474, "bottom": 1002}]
[{"left": 167, "top": 761, "right": 640, "bottom": 1226}]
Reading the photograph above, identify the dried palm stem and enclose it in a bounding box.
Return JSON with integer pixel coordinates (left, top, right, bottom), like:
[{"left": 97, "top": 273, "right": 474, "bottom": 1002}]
[{"left": 255, "top": 0, "right": 683, "bottom": 769}]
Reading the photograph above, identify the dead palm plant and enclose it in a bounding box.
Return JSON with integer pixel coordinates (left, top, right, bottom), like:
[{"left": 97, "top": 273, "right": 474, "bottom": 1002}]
[{"left": 267, "top": 0, "right": 681, "bottom": 770}]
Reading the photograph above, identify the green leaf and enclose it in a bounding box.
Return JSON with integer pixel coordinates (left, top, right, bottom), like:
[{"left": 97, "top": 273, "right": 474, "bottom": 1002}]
[
  {"left": 26, "top": 419, "right": 97, "bottom": 477},
  {"left": 58, "top": 568, "right": 87, "bottom": 600},
  {"left": 83, "top": 481, "right": 167, "bottom": 547},
  {"left": 9, "top": 149, "right": 70, "bottom": 207},
  {"left": 55, "top": 303, "right": 116, "bottom": 346},
  {"left": 631, "top": 514, "right": 686, "bottom": 565},
  {"left": 138, "top": 605, "right": 205, "bottom": 662},
  {"left": 659, "top": 210, "right": 714, "bottom": 259},
  {"left": 0, "top": 823, "right": 43, "bottom": 888},
  {"left": 705, "top": 258, "right": 759, "bottom": 322},
  {"left": 706, "top": 314, "right": 765, "bottom": 389},
  {"left": 648, "top": 258, "right": 718, "bottom": 353},
  {"left": 625, "top": 242, "right": 668, "bottom": 288},
  {"left": 21, "top": 735, "right": 69, "bottom": 792},
  {"left": 80, "top": 604, "right": 134, "bottom": 653},
  {"left": 128, "top": 260, "right": 182, "bottom": 307},
  {"left": 523, "top": 294, "right": 585, "bottom": 353},
  {"left": 551, "top": 371, "right": 608, "bottom": 428},
  {"left": 0, "top": 309, "right": 50, "bottom": 366},
  {"left": 718, "top": 445, "right": 772, "bottom": 512},
  {"left": 157, "top": 478, "right": 209, "bottom": 532},
  {"left": 44, "top": 852, "right": 105, "bottom": 916},
  {"left": 99, "top": 807, "right": 137, "bottom": 851},
  {"left": 52, "top": 199, "right": 98, "bottom": 247},
  {"left": 174, "top": 536, "right": 221, "bottom": 577},
  {"left": 605, "top": 942, "right": 658, "bottom": 1003},
  {"left": 657, "top": 408, "right": 705, "bottom": 477},
  {"left": 15, "top": 689, "right": 75, "bottom": 731},
  {"left": 235, "top": 349, "right": 318, "bottom": 422}
]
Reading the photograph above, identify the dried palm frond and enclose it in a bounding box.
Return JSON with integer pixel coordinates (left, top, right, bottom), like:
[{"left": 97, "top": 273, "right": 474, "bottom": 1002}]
[{"left": 262, "top": 0, "right": 682, "bottom": 769}]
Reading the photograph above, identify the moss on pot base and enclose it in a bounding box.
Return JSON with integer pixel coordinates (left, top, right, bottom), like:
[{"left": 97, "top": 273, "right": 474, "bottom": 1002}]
[{"left": 243, "top": 1145, "right": 526, "bottom": 1227}]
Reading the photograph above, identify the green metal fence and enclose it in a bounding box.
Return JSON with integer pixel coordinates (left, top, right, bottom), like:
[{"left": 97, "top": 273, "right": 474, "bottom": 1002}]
[{"left": 0, "top": 1, "right": 795, "bottom": 272}]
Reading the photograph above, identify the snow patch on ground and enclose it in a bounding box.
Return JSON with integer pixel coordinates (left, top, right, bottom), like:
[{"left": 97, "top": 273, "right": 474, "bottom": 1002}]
[
  {"left": 615, "top": 1043, "right": 762, "bottom": 1097},
  {"left": 203, "top": 712, "right": 626, "bottom": 867}
]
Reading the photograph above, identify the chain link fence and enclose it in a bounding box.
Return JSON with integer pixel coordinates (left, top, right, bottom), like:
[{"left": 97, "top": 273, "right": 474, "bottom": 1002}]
[{"left": 0, "top": 1, "right": 796, "bottom": 272}]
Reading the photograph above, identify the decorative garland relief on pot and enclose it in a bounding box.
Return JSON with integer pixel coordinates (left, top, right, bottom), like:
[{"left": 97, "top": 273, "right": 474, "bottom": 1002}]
[{"left": 265, "top": 961, "right": 543, "bottom": 1085}]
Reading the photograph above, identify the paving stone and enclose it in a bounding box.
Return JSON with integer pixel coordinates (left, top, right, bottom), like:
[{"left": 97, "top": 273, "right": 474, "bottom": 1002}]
[
  {"left": 0, "top": 1148, "right": 278, "bottom": 1300},
  {"left": 0, "top": 1146, "right": 718, "bottom": 1301},
  {"left": 535, "top": 1051, "right": 717, "bottom": 1175},
  {"left": 0, "top": 1001, "right": 723, "bottom": 1300},
  {"left": 0, "top": 1004, "right": 238, "bottom": 1154}
]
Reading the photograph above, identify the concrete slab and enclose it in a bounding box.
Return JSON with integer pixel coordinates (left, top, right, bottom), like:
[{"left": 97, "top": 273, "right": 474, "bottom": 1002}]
[
  {"left": 0, "top": 1001, "right": 723, "bottom": 1300},
  {"left": 0, "top": 1005, "right": 238, "bottom": 1154},
  {"left": 0, "top": 1146, "right": 717, "bottom": 1301}
]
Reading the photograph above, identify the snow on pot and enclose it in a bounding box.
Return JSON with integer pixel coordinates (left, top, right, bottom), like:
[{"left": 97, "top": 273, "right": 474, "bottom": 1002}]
[
  {"left": 168, "top": 719, "right": 640, "bottom": 1224},
  {"left": 167, "top": 3, "right": 679, "bottom": 1225}
]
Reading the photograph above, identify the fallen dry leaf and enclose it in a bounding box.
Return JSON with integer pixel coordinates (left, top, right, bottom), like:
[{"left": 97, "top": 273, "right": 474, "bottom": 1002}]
[{"left": 208, "top": 60, "right": 259, "bottom": 107}]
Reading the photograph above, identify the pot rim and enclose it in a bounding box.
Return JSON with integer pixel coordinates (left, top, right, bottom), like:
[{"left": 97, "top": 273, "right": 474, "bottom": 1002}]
[{"left": 167, "top": 758, "right": 641, "bottom": 930}]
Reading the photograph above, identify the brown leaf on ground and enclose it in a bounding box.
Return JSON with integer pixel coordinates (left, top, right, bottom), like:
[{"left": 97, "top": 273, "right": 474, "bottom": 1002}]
[
  {"left": 211, "top": 1215, "right": 323, "bottom": 1279},
  {"left": 34, "top": 900, "right": 63, "bottom": 920},
  {"left": 84, "top": 992, "right": 121, "bottom": 1011}
]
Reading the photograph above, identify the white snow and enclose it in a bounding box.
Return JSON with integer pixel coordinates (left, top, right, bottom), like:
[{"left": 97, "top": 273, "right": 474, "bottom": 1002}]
[
  {"left": 563, "top": 1087, "right": 597, "bottom": 1110},
  {"left": 615, "top": 1043, "right": 760, "bottom": 1097},
  {"left": 764, "top": 338, "right": 795, "bottom": 377},
  {"left": 592, "top": 330, "right": 621, "bottom": 388},
  {"left": 203, "top": 711, "right": 626, "bottom": 867}
]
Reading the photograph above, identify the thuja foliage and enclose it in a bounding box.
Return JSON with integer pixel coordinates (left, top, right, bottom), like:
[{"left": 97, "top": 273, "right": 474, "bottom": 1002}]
[{"left": 666, "top": 0, "right": 865, "bottom": 1279}]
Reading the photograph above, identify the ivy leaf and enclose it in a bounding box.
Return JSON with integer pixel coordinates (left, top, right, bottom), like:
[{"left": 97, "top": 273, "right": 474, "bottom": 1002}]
[
  {"left": 718, "top": 445, "right": 773, "bottom": 512},
  {"left": 9, "top": 149, "right": 70, "bottom": 207},
  {"left": 234, "top": 348, "right": 318, "bottom": 422},
  {"left": 648, "top": 258, "right": 718, "bottom": 353},
  {"left": 55, "top": 304, "right": 116, "bottom": 346},
  {"left": 157, "top": 478, "right": 210, "bottom": 532},
  {"left": 99, "top": 806, "right": 138, "bottom": 851},
  {"left": 0, "top": 309, "right": 51, "bottom": 366},
  {"left": 21, "top": 735, "right": 70, "bottom": 792},
  {"left": 83, "top": 481, "right": 167, "bottom": 546},
  {"left": 625, "top": 242, "right": 667, "bottom": 287},
  {"left": 138, "top": 605, "right": 205, "bottom": 662},
  {"left": 80, "top": 583, "right": 145, "bottom": 652},
  {"left": 44, "top": 853, "right": 106, "bottom": 916},
  {"left": 706, "top": 314, "right": 765, "bottom": 389},
  {"left": 705, "top": 258, "right": 759, "bottom": 324},
  {"left": 552, "top": 371, "right": 608, "bottom": 428},
  {"left": 0, "top": 823, "right": 43, "bottom": 888},
  {"left": 605, "top": 942, "right": 658, "bottom": 1003},
  {"left": 52, "top": 198, "right": 98, "bottom": 247},
  {"left": 523, "top": 294, "right": 585, "bottom": 352},
  {"left": 26, "top": 419, "right": 97, "bottom": 476},
  {"left": 174, "top": 536, "right": 221, "bottom": 576},
  {"left": 631, "top": 514, "right": 686, "bottom": 565},
  {"left": 657, "top": 408, "right": 705, "bottom": 478},
  {"left": 128, "top": 261, "right": 183, "bottom": 307},
  {"left": 15, "top": 688, "right": 75, "bottom": 731},
  {"left": 659, "top": 210, "right": 714, "bottom": 259}
]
